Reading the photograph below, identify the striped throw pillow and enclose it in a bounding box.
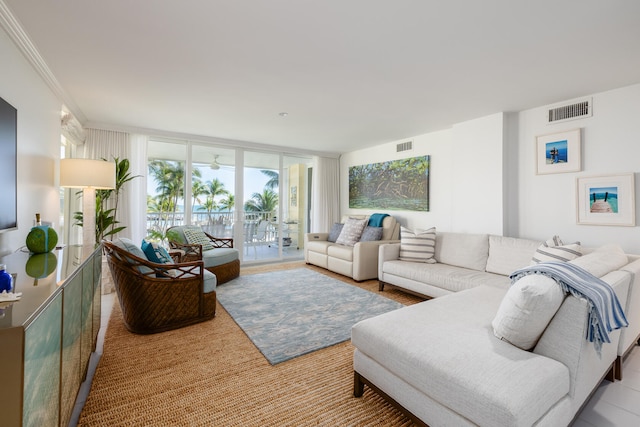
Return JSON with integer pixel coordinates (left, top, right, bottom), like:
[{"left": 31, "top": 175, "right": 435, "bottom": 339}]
[
  {"left": 399, "top": 227, "right": 436, "bottom": 263},
  {"left": 531, "top": 236, "right": 581, "bottom": 264}
]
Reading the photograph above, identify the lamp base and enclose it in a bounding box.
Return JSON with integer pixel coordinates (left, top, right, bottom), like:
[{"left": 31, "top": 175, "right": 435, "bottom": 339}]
[{"left": 82, "top": 187, "right": 97, "bottom": 249}]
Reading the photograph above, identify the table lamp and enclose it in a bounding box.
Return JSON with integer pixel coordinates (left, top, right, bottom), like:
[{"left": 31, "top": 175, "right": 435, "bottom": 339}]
[{"left": 60, "top": 158, "right": 116, "bottom": 248}]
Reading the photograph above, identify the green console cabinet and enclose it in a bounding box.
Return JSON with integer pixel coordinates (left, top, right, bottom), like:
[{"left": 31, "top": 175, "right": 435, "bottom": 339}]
[{"left": 0, "top": 244, "right": 102, "bottom": 427}]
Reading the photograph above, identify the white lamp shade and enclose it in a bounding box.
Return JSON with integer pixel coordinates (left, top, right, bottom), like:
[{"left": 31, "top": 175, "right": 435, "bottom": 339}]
[{"left": 60, "top": 158, "right": 116, "bottom": 189}]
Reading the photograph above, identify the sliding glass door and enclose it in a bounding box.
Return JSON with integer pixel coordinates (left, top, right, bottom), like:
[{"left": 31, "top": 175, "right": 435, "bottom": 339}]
[
  {"left": 190, "top": 145, "right": 235, "bottom": 238},
  {"left": 146, "top": 139, "right": 311, "bottom": 264}
]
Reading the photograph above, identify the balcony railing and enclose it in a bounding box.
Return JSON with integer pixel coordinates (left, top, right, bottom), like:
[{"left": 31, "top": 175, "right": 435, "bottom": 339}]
[{"left": 146, "top": 211, "right": 273, "bottom": 239}]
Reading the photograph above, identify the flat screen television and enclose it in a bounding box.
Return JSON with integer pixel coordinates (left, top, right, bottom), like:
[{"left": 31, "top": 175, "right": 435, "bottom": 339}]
[{"left": 0, "top": 96, "right": 17, "bottom": 232}]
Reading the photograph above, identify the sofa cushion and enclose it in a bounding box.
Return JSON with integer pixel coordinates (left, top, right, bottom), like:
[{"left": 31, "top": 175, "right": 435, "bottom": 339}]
[
  {"left": 492, "top": 274, "right": 566, "bottom": 350},
  {"left": 183, "top": 226, "right": 215, "bottom": 251},
  {"left": 485, "top": 235, "right": 541, "bottom": 276},
  {"left": 112, "top": 237, "right": 154, "bottom": 275},
  {"left": 306, "top": 240, "right": 334, "bottom": 255},
  {"left": 569, "top": 244, "right": 628, "bottom": 278},
  {"left": 202, "top": 247, "right": 239, "bottom": 268},
  {"left": 327, "top": 223, "right": 344, "bottom": 243},
  {"left": 399, "top": 227, "right": 436, "bottom": 263},
  {"left": 336, "top": 218, "right": 367, "bottom": 246},
  {"left": 352, "top": 286, "right": 570, "bottom": 427},
  {"left": 382, "top": 260, "right": 510, "bottom": 294},
  {"left": 531, "top": 236, "right": 581, "bottom": 264},
  {"left": 360, "top": 226, "right": 383, "bottom": 242},
  {"left": 435, "top": 232, "right": 489, "bottom": 271},
  {"left": 327, "top": 244, "right": 354, "bottom": 262},
  {"left": 141, "top": 240, "right": 173, "bottom": 264},
  {"left": 380, "top": 216, "right": 399, "bottom": 241},
  {"left": 203, "top": 269, "right": 217, "bottom": 293}
]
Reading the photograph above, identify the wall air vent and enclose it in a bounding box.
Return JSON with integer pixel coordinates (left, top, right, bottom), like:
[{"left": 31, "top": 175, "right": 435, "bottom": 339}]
[
  {"left": 547, "top": 98, "right": 592, "bottom": 124},
  {"left": 397, "top": 140, "right": 413, "bottom": 152}
]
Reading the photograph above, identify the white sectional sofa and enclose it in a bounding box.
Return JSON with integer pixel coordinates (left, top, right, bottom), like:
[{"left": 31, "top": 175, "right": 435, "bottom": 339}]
[
  {"left": 304, "top": 215, "right": 400, "bottom": 281},
  {"left": 351, "top": 232, "right": 640, "bottom": 426}
]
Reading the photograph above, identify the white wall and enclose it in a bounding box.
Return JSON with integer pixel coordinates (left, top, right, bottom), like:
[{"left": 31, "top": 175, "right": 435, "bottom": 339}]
[
  {"left": 340, "top": 113, "right": 505, "bottom": 233},
  {"left": 450, "top": 113, "right": 505, "bottom": 234},
  {"left": 341, "top": 84, "right": 640, "bottom": 254},
  {"left": 0, "top": 28, "right": 62, "bottom": 254},
  {"left": 510, "top": 83, "right": 640, "bottom": 253}
]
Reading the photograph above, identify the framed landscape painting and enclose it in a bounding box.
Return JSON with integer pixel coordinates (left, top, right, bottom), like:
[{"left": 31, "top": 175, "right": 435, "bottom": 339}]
[
  {"left": 576, "top": 173, "right": 635, "bottom": 226},
  {"left": 348, "top": 155, "right": 429, "bottom": 211},
  {"left": 536, "top": 128, "right": 581, "bottom": 174}
]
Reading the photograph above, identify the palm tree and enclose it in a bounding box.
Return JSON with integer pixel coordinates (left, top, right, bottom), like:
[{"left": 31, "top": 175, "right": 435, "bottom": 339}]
[
  {"left": 199, "top": 178, "right": 229, "bottom": 224},
  {"left": 261, "top": 169, "right": 279, "bottom": 190},
  {"left": 219, "top": 194, "right": 235, "bottom": 212},
  {"left": 148, "top": 160, "right": 185, "bottom": 228},
  {"left": 191, "top": 178, "right": 208, "bottom": 212},
  {"left": 244, "top": 189, "right": 278, "bottom": 216},
  {"left": 205, "top": 178, "right": 228, "bottom": 201}
]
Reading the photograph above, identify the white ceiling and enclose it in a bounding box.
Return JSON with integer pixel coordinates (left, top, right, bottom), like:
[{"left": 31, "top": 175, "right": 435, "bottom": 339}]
[{"left": 5, "top": 0, "right": 640, "bottom": 155}]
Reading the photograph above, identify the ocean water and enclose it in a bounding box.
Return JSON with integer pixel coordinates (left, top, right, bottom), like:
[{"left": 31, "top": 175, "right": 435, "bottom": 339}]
[
  {"left": 546, "top": 147, "right": 568, "bottom": 162},
  {"left": 590, "top": 192, "right": 619, "bottom": 213}
]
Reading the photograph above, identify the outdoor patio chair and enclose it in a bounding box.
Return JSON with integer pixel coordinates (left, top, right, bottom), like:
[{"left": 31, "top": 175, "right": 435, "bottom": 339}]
[{"left": 166, "top": 225, "right": 240, "bottom": 284}]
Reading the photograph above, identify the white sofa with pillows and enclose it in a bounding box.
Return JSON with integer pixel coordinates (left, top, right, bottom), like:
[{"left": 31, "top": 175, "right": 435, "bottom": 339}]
[
  {"left": 304, "top": 214, "right": 400, "bottom": 281},
  {"left": 354, "top": 236, "right": 640, "bottom": 426}
]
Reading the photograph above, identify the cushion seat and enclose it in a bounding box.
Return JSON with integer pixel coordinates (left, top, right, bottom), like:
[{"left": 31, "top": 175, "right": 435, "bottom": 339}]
[
  {"left": 382, "top": 260, "right": 511, "bottom": 293},
  {"left": 327, "top": 244, "right": 354, "bottom": 261},
  {"left": 305, "top": 240, "right": 333, "bottom": 255},
  {"left": 352, "top": 286, "right": 570, "bottom": 426},
  {"left": 203, "top": 269, "right": 217, "bottom": 293},
  {"left": 202, "top": 247, "right": 240, "bottom": 268},
  {"left": 167, "top": 225, "right": 240, "bottom": 284}
]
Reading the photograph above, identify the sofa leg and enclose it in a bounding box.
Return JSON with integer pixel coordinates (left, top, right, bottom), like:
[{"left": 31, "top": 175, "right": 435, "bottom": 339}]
[
  {"left": 605, "top": 362, "right": 616, "bottom": 382},
  {"left": 378, "top": 281, "right": 385, "bottom": 292},
  {"left": 614, "top": 355, "right": 623, "bottom": 380},
  {"left": 354, "top": 372, "right": 365, "bottom": 397}
]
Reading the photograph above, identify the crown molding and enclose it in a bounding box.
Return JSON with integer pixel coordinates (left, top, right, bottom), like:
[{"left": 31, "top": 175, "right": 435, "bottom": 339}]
[{"left": 0, "top": 0, "right": 86, "bottom": 123}]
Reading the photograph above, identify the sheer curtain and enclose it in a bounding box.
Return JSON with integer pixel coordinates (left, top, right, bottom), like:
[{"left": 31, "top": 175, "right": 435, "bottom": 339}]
[
  {"left": 310, "top": 156, "right": 340, "bottom": 232},
  {"left": 83, "top": 129, "right": 134, "bottom": 241},
  {"left": 128, "top": 134, "right": 148, "bottom": 243}
]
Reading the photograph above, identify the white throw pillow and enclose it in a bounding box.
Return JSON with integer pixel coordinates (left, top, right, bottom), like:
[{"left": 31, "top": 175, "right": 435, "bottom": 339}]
[
  {"left": 531, "top": 236, "right": 581, "bottom": 264},
  {"left": 569, "top": 244, "right": 628, "bottom": 278},
  {"left": 335, "top": 218, "right": 367, "bottom": 246},
  {"left": 399, "top": 227, "right": 436, "bottom": 263},
  {"left": 492, "top": 274, "right": 565, "bottom": 350}
]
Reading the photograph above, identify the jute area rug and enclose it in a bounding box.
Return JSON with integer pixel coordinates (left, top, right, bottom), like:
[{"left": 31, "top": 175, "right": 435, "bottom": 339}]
[{"left": 78, "top": 261, "right": 424, "bottom": 426}]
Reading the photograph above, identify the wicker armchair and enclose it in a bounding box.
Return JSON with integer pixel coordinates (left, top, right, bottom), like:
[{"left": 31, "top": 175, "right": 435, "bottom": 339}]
[
  {"left": 166, "top": 225, "right": 240, "bottom": 284},
  {"left": 104, "top": 240, "right": 216, "bottom": 334}
]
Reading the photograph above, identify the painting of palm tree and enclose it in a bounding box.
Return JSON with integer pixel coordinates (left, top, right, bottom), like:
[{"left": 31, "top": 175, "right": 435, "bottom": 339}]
[{"left": 349, "top": 156, "right": 429, "bottom": 211}]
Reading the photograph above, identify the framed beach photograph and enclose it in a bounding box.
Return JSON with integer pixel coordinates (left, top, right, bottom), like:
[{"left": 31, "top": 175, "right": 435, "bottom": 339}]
[
  {"left": 576, "top": 173, "right": 636, "bottom": 226},
  {"left": 536, "top": 128, "right": 581, "bottom": 174}
]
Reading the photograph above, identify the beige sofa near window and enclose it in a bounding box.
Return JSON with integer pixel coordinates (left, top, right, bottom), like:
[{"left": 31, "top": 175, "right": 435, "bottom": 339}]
[{"left": 304, "top": 215, "right": 400, "bottom": 281}]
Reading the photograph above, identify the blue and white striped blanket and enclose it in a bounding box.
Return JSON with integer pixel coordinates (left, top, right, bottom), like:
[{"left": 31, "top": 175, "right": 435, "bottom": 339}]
[{"left": 510, "top": 261, "right": 628, "bottom": 353}]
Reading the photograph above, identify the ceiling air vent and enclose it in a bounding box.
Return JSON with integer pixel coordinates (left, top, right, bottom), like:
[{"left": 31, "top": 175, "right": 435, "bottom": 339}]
[
  {"left": 397, "top": 140, "right": 413, "bottom": 152},
  {"left": 547, "top": 98, "right": 592, "bottom": 124}
]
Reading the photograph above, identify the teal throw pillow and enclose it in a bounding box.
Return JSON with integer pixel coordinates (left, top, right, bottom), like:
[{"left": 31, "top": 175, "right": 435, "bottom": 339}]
[{"left": 141, "top": 240, "right": 172, "bottom": 264}]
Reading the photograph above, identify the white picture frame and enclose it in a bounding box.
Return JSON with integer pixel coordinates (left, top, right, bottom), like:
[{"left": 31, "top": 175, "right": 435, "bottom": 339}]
[
  {"left": 536, "top": 128, "right": 581, "bottom": 175},
  {"left": 576, "top": 173, "right": 636, "bottom": 226}
]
